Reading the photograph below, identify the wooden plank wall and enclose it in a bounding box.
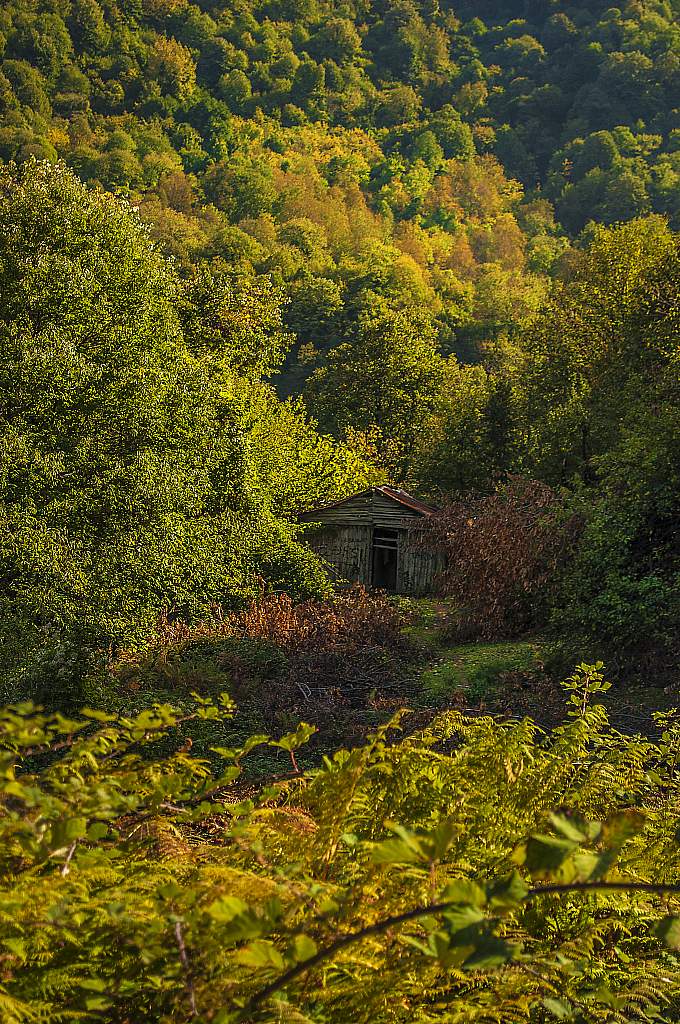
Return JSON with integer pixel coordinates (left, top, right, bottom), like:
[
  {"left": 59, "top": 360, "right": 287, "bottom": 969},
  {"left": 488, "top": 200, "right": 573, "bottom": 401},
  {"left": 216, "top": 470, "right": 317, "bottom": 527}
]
[
  {"left": 300, "top": 489, "right": 444, "bottom": 595},
  {"left": 398, "top": 539, "right": 444, "bottom": 596},
  {"left": 304, "top": 525, "right": 373, "bottom": 586},
  {"left": 305, "top": 523, "right": 443, "bottom": 595}
]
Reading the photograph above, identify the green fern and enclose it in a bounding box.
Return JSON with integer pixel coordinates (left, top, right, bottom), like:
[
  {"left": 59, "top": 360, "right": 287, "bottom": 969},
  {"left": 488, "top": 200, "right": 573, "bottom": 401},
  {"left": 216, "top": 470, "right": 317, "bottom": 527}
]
[{"left": 1, "top": 669, "right": 680, "bottom": 1021}]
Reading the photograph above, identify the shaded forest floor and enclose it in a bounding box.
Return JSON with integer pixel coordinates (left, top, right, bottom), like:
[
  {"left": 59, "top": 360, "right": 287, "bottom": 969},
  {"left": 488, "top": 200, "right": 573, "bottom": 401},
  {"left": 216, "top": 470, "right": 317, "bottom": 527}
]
[{"left": 98, "top": 596, "right": 676, "bottom": 779}]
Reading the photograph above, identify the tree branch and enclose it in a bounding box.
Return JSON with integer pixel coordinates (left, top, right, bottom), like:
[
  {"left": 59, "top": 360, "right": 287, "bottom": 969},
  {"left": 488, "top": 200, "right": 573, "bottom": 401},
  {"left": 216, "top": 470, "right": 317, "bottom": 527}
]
[
  {"left": 174, "top": 920, "right": 198, "bottom": 1017},
  {"left": 240, "top": 880, "right": 680, "bottom": 1016}
]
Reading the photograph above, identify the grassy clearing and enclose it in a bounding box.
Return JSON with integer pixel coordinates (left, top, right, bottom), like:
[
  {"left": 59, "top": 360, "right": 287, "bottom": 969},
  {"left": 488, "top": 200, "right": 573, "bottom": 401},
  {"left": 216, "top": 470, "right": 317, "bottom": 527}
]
[
  {"left": 396, "top": 598, "right": 446, "bottom": 654},
  {"left": 419, "top": 640, "right": 544, "bottom": 702},
  {"left": 397, "top": 597, "right": 546, "bottom": 704}
]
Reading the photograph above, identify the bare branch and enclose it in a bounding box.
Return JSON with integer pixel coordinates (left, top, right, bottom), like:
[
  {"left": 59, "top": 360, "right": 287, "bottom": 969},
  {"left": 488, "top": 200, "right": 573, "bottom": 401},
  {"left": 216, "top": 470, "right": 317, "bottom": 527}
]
[
  {"left": 61, "top": 840, "right": 77, "bottom": 877},
  {"left": 174, "top": 920, "right": 198, "bottom": 1017}
]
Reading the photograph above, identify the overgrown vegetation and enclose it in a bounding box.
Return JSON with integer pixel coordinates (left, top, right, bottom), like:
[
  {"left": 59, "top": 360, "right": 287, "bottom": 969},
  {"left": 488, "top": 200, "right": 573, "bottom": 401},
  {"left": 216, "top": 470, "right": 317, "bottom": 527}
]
[
  {"left": 0, "top": 8, "right": 679, "bottom": 1018},
  {"left": 422, "top": 477, "right": 582, "bottom": 640},
  {"left": 0, "top": 160, "right": 379, "bottom": 701},
  {"left": 104, "top": 587, "right": 412, "bottom": 751},
  {"left": 3, "top": 666, "right": 680, "bottom": 1022},
  {"left": 2, "top": 158, "right": 677, "bottom": 685}
]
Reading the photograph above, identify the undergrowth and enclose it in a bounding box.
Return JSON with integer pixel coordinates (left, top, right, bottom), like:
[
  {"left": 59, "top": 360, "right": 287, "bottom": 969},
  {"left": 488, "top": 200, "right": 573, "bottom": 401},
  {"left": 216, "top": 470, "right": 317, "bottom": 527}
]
[
  {"left": 97, "top": 587, "right": 416, "bottom": 762},
  {"left": 2, "top": 665, "right": 680, "bottom": 1022}
]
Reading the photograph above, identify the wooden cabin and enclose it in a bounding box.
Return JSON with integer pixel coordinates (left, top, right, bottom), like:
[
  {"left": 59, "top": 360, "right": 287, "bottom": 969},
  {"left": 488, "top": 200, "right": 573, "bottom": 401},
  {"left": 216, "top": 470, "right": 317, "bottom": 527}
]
[{"left": 299, "top": 485, "right": 442, "bottom": 596}]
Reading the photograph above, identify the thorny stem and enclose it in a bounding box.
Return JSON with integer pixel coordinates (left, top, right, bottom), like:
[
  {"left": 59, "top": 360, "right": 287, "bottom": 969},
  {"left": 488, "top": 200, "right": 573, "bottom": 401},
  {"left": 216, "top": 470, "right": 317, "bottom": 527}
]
[
  {"left": 174, "top": 921, "right": 198, "bottom": 1017},
  {"left": 61, "top": 840, "right": 77, "bottom": 877},
  {"left": 239, "top": 880, "right": 680, "bottom": 1017}
]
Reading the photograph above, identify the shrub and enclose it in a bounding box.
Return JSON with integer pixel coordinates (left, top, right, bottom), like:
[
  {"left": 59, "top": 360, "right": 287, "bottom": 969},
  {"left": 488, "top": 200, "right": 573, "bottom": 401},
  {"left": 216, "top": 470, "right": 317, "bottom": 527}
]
[
  {"left": 2, "top": 665, "right": 680, "bottom": 1021},
  {"left": 423, "top": 476, "right": 582, "bottom": 639},
  {"left": 105, "top": 587, "right": 412, "bottom": 745}
]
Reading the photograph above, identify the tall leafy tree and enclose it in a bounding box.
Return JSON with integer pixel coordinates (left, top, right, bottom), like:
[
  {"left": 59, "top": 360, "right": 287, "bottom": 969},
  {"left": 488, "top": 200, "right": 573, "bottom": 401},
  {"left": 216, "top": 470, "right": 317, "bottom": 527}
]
[
  {"left": 0, "top": 161, "right": 326, "bottom": 698},
  {"left": 305, "top": 295, "right": 445, "bottom": 480},
  {"left": 523, "top": 216, "right": 679, "bottom": 485}
]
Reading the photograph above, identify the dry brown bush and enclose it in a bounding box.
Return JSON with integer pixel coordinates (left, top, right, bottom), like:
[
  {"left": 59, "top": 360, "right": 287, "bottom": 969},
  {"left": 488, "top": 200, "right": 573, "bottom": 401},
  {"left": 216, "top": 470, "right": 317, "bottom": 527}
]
[
  {"left": 229, "top": 587, "right": 405, "bottom": 649},
  {"left": 109, "top": 587, "right": 413, "bottom": 744},
  {"left": 423, "top": 477, "right": 582, "bottom": 640}
]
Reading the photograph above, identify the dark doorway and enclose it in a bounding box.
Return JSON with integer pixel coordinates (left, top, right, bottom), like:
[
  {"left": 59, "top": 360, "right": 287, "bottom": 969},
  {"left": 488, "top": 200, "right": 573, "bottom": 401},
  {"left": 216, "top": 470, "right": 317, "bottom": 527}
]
[{"left": 372, "top": 528, "right": 399, "bottom": 592}]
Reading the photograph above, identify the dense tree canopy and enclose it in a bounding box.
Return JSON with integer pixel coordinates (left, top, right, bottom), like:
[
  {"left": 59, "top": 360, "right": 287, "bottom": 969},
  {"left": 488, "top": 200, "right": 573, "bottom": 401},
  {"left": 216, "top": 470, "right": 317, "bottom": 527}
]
[
  {"left": 0, "top": 0, "right": 678, "bottom": 689},
  {"left": 0, "top": 161, "right": 375, "bottom": 699},
  {"left": 1, "top": 0, "right": 677, "bottom": 385},
  {"left": 409, "top": 218, "right": 680, "bottom": 673}
]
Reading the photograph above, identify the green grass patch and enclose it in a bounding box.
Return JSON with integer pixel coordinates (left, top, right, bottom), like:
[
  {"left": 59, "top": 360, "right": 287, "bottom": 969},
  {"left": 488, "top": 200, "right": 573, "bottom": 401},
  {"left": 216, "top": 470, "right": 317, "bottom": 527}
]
[
  {"left": 395, "top": 597, "right": 454, "bottom": 654},
  {"left": 419, "top": 641, "right": 543, "bottom": 702}
]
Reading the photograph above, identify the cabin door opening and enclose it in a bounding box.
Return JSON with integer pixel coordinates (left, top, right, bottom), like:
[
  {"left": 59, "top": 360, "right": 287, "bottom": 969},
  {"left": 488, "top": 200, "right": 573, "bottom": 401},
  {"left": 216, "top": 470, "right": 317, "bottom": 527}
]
[{"left": 372, "top": 528, "right": 399, "bottom": 592}]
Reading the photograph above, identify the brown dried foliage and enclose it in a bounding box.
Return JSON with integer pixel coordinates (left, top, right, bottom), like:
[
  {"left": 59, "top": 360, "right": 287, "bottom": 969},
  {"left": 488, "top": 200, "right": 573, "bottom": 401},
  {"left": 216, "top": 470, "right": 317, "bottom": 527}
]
[
  {"left": 223, "top": 588, "right": 411, "bottom": 738},
  {"left": 112, "top": 587, "right": 412, "bottom": 744},
  {"left": 423, "top": 477, "right": 582, "bottom": 640},
  {"left": 227, "top": 587, "right": 405, "bottom": 651}
]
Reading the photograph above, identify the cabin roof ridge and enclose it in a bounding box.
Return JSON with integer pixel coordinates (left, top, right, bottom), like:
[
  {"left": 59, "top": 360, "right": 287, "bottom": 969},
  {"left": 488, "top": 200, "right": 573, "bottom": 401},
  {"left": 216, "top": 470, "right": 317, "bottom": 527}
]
[{"left": 299, "top": 484, "right": 437, "bottom": 520}]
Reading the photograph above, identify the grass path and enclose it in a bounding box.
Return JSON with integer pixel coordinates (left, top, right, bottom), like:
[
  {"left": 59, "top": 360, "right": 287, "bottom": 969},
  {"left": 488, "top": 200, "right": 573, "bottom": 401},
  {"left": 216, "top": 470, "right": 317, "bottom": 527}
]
[
  {"left": 398, "top": 598, "right": 675, "bottom": 735},
  {"left": 398, "top": 598, "right": 546, "bottom": 708}
]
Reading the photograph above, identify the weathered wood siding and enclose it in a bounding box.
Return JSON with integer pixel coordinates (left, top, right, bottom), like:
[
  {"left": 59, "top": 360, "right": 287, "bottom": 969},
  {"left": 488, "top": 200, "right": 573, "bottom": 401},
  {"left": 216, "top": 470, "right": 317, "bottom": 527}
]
[
  {"left": 397, "top": 536, "right": 444, "bottom": 597},
  {"left": 300, "top": 487, "right": 443, "bottom": 596},
  {"left": 300, "top": 490, "right": 423, "bottom": 530},
  {"left": 302, "top": 517, "right": 443, "bottom": 594},
  {"left": 304, "top": 524, "right": 373, "bottom": 586}
]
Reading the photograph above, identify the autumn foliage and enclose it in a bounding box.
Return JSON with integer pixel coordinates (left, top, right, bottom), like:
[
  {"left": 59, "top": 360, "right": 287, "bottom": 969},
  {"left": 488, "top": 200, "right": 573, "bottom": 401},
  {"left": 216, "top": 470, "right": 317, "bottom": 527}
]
[
  {"left": 111, "top": 587, "right": 410, "bottom": 741},
  {"left": 424, "top": 477, "right": 582, "bottom": 639}
]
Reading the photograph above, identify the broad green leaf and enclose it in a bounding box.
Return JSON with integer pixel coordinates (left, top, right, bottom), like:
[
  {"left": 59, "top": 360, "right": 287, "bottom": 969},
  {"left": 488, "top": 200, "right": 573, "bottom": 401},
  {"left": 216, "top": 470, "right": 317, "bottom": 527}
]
[
  {"left": 272, "top": 723, "right": 316, "bottom": 752},
  {"left": 372, "top": 837, "right": 425, "bottom": 865},
  {"left": 429, "top": 817, "right": 458, "bottom": 859},
  {"left": 548, "top": 813, "right": 588, "bottom": 843},
  {"left": 206, "top": 896, "right": 250, "bottom": 922},
  {"left": 543, "top": 997, "right": 574, "bottom": 1019},
  {"left": 487, "top": 870, "right": 528, "bottom": 908},
  {"left": 291, "top": 935, "right": 317, "bottom": 962},
  {"left": 442, "top": 879, "right": 486, "bottom": 907},
  {"left": 236, "top": 940, "right": 285, "bottom": 969},
  {"left": 518, "top": 834, "right": 579, "bottom": 876},
  {"left": 87, "top": 822, "right": 109, "bottom": 840},
  {"left": 443, "top": 904, "right": 486, "bottom": 937},
  {"left": 655, "top": 916, "right": 680, "bottom": 949}
]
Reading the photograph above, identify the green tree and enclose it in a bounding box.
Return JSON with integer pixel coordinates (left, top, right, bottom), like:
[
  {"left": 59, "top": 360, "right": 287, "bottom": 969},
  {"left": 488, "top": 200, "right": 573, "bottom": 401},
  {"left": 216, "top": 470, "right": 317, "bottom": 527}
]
[
  {"left": 519, "top": 217, "right": 680, "bottom": 668},
  {"left": 68, "top": 0, "right": 110, "bottom": 54},
  {"left": 412, "top": 358, "right": 523, "bottom": 497},
  {"left": 308, "top": 18, "right": 361, "bottom": 65},
  {"left": 523, "top": 216, "right": 678, "bottom": 485},
  {"left": 217, "top": 68, "right": 252, "bottom": 111},
  {"left": 0, "top": 162, "right": 326, "bottom": 698},
  {"left": 1, "top": 59, "right": 50, "bottom": 115},
  {"left": 147, "top": 35, "right": 196, "bottom": 100},
  {"left": 179, "top": 263, "right": 291, "bottom": 378},
  {"left": 427, "top": 104, "right": 475, "bottom": 159},
  {"left": 306, "top": 296, "right": 444, "bottom": 480}
]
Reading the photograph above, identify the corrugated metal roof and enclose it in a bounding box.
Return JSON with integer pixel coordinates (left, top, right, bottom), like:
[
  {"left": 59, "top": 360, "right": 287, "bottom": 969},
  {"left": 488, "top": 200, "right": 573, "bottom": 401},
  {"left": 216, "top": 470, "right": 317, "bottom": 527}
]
[
  {"left": 378, "top": 485, "right": 438, "bottom": 517},
  {"left": 300, "top": 485, "right": 437, "bottom": 520}
]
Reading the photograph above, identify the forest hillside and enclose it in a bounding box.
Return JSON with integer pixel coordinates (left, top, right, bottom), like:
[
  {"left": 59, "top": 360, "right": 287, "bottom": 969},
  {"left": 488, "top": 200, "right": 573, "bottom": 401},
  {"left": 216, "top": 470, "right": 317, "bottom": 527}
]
[{"left": 0, "top": 0, "right": 679, "bottom": 1020}]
